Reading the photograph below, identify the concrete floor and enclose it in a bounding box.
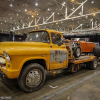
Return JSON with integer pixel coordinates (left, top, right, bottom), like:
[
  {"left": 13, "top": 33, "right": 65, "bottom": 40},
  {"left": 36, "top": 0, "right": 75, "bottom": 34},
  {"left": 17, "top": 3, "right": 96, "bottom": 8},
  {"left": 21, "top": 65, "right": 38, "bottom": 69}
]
[{"left": 0, "top": 64, "right": 100, "bottom": 100}]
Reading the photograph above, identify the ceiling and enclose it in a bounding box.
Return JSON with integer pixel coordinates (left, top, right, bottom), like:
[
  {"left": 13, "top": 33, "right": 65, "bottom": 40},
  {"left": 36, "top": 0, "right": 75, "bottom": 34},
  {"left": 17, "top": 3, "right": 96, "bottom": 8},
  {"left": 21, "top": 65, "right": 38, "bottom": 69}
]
[{"left": 0, "top": 0, "right": 100, "bottom": 35}]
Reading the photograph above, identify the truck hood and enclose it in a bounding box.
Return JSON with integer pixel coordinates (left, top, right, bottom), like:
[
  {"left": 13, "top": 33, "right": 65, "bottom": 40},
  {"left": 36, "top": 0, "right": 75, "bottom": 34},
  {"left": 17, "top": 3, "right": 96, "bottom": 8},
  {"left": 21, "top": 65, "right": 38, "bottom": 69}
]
[{"left": 0, "top": 41, "right": 44, "bottom": 55}]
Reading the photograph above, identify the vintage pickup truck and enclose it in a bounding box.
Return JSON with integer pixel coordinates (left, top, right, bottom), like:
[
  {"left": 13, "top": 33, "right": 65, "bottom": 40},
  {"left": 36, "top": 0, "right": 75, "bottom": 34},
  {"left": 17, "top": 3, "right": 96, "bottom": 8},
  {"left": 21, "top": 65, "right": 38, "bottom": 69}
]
[{"left": 0, "top": 29, "right": 98, "bottom": 92}]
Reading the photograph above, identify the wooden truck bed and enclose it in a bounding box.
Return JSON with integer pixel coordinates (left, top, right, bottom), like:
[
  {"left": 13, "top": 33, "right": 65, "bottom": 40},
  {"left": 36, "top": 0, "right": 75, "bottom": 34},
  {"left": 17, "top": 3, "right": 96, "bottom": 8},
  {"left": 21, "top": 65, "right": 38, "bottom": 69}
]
[
  {"left": 68, "top": 55, "right": 96, "bottom": 72},
  {"left": 71, "top": 56, "right": 96, "bottom": 64}
]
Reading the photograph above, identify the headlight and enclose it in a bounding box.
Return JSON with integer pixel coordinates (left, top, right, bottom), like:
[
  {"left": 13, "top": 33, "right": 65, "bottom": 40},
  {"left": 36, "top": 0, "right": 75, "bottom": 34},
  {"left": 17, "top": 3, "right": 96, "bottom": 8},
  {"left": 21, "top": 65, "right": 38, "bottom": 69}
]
[{"left": 3, "top": 51, "right": 11, "bottom": 62}]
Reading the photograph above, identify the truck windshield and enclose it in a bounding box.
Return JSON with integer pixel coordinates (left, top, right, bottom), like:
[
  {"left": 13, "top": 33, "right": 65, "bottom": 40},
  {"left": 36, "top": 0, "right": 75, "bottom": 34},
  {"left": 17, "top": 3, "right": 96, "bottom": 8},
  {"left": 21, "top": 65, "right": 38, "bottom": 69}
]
[{"left": 25, "top": 31, "right": 50, "bottom": 43}]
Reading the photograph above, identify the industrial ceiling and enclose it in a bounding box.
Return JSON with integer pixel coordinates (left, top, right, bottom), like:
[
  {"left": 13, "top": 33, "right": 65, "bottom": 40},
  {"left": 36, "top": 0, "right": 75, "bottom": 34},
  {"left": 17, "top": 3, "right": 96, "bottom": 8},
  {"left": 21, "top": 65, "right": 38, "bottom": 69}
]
[{"left": 0, "top": 0, "right": 100, "bottom": 35}]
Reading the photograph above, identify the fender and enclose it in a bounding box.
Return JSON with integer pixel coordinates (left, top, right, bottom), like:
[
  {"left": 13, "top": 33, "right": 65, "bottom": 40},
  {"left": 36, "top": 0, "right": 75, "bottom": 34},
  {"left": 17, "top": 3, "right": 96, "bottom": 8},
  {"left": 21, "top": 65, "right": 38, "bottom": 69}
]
[{"left": 18, "top": 57, "right": 49, "bottom": 76}]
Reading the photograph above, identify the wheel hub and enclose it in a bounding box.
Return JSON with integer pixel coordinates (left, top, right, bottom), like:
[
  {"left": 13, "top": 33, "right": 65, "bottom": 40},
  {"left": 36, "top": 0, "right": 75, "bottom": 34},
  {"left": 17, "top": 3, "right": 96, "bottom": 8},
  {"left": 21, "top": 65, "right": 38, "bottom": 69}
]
[
  {"left": 76, "top": 48, "right": 80, "bottom": 57},
  {"left": 94, "top": 60, "right": 97, "bottom": 68},
  {"left": 26, "top": 69, "right": 42, "bottom": 87}
]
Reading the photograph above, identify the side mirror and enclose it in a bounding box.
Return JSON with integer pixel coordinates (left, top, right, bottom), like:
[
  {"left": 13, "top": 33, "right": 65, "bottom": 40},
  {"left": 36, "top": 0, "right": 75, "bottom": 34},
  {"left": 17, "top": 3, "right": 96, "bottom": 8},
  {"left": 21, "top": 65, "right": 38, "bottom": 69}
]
[{"left": 57, "top": 38, "right": 65, "bottom": 46}]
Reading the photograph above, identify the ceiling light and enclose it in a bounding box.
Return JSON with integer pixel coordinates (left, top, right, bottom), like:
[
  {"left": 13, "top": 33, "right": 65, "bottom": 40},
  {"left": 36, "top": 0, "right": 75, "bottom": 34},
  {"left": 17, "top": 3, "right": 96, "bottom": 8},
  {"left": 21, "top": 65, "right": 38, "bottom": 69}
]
[
  {"left": 17, "top": 14, "right": 18, "bottom": 16},
  {"left": 37, "top": 14, "right": 38, "bottom": 15},
  {"left": 10, "top": 4, "right": 13, "bottom": 7},
  {"left": 71, "top": 0, "right": 75, "bottom": 2},
  {"left": 35, "top": 3, "right": 38, "bottom": 6},
  {"left": 56, "top": 23, "right": 58, "bottom": 25},
  {"left": 73, "top": 7, "right": 75, "bottom": 10},
  {"left": 1, "top": 23, "right": 2, "bottom": 24},
  {"left": 91, "top": 1, "right": 94, "bottom": 3},
  {"left": 93, "top": 13, "right": 96, "bottom": 16},
  {"left": 5, "top": 20, "right": 6, "bottom": 22},
  {"left": 58, "top": 13, "right": 59, "bottom": 15},
  {"left": 48, "top": 8, "right": 50, "bottom": 11},
  {"left": 10, "top": 18, "right": 12, "bottom": 19},
  {"left": 85, "top": 16, "right": 88, "bottom": 18},
  {"left": 61, "top": 22, "right": 63, "bottom": 23},
  {"left": 25, "top": 9, "right": 27, "bottom": 12},
  {"left": 31, "top": 15, "right": 34, "bottom": 18},
  {"left": 62, "top": 2, "right": 66, "bottom": 6}
]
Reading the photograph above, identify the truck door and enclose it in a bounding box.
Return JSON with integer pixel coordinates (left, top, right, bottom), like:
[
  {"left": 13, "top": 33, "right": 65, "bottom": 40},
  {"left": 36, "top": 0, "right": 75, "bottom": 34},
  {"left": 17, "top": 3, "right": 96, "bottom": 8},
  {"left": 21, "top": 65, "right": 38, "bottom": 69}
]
[{"left": 50, "top": 33, "right": 68, "bottom": 70}]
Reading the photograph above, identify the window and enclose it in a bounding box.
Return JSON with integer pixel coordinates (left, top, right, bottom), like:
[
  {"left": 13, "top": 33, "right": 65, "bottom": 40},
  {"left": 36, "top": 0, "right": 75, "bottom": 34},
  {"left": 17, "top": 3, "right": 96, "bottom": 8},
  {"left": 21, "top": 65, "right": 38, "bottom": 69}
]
[
  {"left": 51, "top": 33, "right": 61, "bottom": 44},
  {"left": 25, "top": 31, "right": 50, "bottom": 43}
]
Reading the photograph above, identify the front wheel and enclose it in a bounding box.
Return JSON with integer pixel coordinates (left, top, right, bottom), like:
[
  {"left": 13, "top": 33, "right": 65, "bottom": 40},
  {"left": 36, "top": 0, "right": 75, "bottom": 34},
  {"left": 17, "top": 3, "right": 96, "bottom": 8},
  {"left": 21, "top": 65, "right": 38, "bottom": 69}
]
[
  {"left": 73, "top": 47, "right": 81, "bottom": 58},
  {"left": 18, "top": 63, "right": 46, "bottom": 92}
]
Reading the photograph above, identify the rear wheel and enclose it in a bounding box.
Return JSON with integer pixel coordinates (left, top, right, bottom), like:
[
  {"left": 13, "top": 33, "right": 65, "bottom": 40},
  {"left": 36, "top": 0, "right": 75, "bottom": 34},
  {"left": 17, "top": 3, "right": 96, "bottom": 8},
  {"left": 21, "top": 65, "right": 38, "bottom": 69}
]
[
  {"left": 90, "top": 57, "right": 98, "bottom": 70},
  {"left": 73, "top": 47, "right": 81, "bottom": 58},
  {"left": 93, "top": 46, "right": 100, "bottom": 57},
  {"left": 18, "top": 63, "right": 46, "bottom": 92}
]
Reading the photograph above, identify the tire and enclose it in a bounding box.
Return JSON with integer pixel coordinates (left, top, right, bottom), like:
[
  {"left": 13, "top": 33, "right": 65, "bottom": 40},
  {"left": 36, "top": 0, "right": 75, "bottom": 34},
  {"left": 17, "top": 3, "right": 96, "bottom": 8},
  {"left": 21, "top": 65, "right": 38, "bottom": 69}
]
[
  {"left": 90, "top": 57, "right": 98, "bottom": 70},
  {"left": 18, "top": 63, "right": 46, "bottom": 92},
  {"left": 73, "top": 47, "right": 81, "bottom": 58},
  {"left": 93, "top": 46, "right": 100, "bottom": 57}
]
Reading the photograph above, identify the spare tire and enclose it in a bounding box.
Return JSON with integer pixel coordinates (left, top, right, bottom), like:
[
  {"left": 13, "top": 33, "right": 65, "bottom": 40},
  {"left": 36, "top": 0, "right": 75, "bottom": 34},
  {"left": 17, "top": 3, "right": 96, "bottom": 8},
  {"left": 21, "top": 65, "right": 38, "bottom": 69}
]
[
  {"left": 93, "top": 46, "right": 100, "bottom": 57},
  {"left": 73, "top": 46, "right": 81, "bottom": 58}
]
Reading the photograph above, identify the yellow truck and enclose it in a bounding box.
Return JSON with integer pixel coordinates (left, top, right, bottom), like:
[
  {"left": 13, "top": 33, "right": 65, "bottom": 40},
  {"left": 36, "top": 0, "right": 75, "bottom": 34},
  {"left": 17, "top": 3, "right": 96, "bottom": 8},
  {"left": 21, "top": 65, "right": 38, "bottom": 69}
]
[{"left": 0, "top": 29, "right": 98, "bottom": 92}]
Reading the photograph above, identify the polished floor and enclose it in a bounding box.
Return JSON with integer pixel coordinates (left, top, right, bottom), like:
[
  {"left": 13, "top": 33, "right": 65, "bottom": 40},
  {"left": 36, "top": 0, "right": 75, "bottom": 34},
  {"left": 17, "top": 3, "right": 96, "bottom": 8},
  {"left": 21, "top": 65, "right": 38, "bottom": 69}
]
[{"left": 0, "top": 64, "right": 100, "bottom": 100}]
